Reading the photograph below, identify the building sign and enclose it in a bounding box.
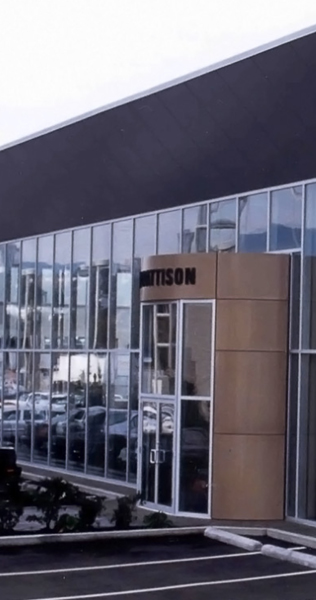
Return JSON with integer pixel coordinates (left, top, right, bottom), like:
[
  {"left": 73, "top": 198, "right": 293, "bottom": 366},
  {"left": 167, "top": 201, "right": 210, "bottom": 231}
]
[
  {"left": 140, "top": 267, "right": 196, "bottom": 289},
  {"left": 140, "top": 254, "right": 217, "bottom": 301}
]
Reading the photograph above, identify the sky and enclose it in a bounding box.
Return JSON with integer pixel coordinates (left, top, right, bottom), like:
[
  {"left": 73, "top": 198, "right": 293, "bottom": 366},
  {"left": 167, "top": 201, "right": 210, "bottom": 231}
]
[{"left": 0, "top": 0, "right": 316, "bottom": 148}]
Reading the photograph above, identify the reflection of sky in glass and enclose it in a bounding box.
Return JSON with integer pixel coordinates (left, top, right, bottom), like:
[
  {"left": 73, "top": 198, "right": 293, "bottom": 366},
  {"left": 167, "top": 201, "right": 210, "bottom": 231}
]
[
  {"left": 92, "top": 224, "right": 111, "bottom": 264},
  {"left": 271, "top": 187, "right": 302, "bottom": 228},
  {"left": 239, "top": 193, "right": 267, "bottom": 233},
  {"left": 113, "top": 220, "right": 132, "bottom": 265},
  {"left": 158, "top": 210, "right": 181, "bottom": 254},
  {"left": 73, "top": 228, "right": 90, "bottom": 264},
  {"left": 135, "top": 215, "right": 156, "bottom": 258}
]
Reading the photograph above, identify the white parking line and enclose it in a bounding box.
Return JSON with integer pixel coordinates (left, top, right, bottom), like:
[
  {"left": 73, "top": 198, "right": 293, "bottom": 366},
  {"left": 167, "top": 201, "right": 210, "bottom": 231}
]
[
  {"left": 0, "top": 550, "right": 261, "bottom": 578},
  {"left": 26, "top": 569, "right": 316, "bottom": 600}
]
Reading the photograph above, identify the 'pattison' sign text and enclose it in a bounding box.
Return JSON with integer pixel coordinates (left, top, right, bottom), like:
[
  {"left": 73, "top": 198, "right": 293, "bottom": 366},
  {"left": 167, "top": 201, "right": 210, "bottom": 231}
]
[{"left": 140, "top": 267, "right": 196, "bottom": 289}]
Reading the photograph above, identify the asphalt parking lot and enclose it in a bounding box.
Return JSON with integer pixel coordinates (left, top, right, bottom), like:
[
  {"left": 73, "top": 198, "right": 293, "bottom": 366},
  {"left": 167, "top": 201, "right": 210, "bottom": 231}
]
[{"left": 1, "top": 534, "right": 316, "bottom": 600}]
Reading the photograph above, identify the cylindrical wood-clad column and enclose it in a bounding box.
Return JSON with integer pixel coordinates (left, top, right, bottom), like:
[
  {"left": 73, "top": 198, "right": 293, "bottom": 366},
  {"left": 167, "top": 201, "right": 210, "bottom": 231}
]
[{"left": 212, "top": 253, "right": 289, "bottom": 520}]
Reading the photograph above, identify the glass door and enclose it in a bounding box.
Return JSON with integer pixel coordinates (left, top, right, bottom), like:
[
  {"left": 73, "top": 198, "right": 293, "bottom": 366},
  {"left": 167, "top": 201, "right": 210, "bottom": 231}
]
[
  {"left": 139, "top": 300, "right": 214, "bottom": 516},
  {"left": 140, "top": 400, "right": 175, "bottom": 509}
]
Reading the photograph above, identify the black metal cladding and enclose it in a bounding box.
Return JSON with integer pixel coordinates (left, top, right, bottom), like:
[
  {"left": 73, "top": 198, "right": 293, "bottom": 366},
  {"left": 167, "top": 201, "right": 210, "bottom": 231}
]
[{"left": 1, "top": 31, "right": 316, "bottom": 242}]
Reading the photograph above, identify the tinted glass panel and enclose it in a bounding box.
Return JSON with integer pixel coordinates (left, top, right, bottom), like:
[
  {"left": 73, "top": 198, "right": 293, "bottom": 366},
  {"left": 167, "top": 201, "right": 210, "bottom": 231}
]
[
  {"left": 50, "top": 352, "right": 68, "bottom": 469},
  {"left": 90, "top": 225, "right": 110, "bottom": 350},
  {"left": 87, "top": 353, "right": 107, "bottom": 476},
  {"left": 182, "top": 303, "right": 213, "bottom": 397},
  {"left": 0, "top": 247, "right": 5, "bottom": 348},
  {"left": 53, "top": 233, "right": 71, "bottom": 349},
  {"left": 33, "top": 353, "right": 52, "bottom": 465},
  {"left": 36, "top": 236, "right": 53, "bottom": 349},
  {"left": 20, "top": 239, "right": 36, "bottom": 349},
  {"left": 107, "top": 353, "right": 129, "bottom": 481},
  {"left": 17, "top": 352, "right": 33, "bottom": 462},
  {"left": 2, "top": 351, "right": 18, "bottom": 448},
  {"left": 209, "top": 200, "right": 236, "bottom": 252},
  {"left": 132, "top": 215, "right": 157, "bottom": 349},
  {"left": 5, "top": 242, "right": 20, "bottom": 349},
  {"left": 287, "top": 355, "right": 298, "bottom": 517},
  {"left": 71, "top": 229, "right": 90, "bottom": 349},
  {"left": 298, "top": 355, "right": 316, "bottom": 519},
  {"left": 179, "top": 400, "right": 210, "bottom": 513},
  {"left": 111, "top": 221, "right": 132, "bottom": 349},
  {"left": 303, "top": 184, "right": 316, "bottom": 349},
  {"left": 141, "top": 304, "right": 177, "bottom": 395},
  {"left": 270, "top": 186, "right": 302, "bottom": 250},
  {"left": 238, "top": 193, "right": 267, "bottom": 252},
  {"left": 182, "top": 205, "right": 207, "bottom": 253},
  {"left": 68, "top": 353, "right": 87, "bottom": 472},
  {"left": 157, "top": 210, "right": 181, "bottom": 254},
  {"left": 128, "top": 353, "right": 139, "bottom": 483}
]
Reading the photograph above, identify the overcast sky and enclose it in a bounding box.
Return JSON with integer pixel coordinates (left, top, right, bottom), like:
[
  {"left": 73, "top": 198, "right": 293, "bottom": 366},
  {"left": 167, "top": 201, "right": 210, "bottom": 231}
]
[{"left": 0, "top": 0, "right": 316, "bottom": 148}]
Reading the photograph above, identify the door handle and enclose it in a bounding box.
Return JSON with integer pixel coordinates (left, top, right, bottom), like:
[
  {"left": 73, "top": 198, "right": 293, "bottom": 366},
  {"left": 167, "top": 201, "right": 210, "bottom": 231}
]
[
  {"left": 149, "top": 449, "right": 156, "bottom": 464},
  {"left": 157, "top": 449, "right": 166, "bottom": 463}
]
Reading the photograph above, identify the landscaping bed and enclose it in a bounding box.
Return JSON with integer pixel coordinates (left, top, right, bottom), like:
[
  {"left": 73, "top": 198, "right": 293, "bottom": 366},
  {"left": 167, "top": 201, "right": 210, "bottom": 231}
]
[{"left": 0, "top": 476, "right": 176, "bottom": 536}]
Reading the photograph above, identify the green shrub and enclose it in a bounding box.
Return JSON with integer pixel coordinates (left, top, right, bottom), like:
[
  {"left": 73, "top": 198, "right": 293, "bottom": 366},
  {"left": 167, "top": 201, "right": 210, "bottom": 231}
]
[
  {"left": 143, "top": 511, "right": 174, "bottom": 529},
  {"left": 26, "top": 477, "right": 80, "bottom": 532},
  {"left": 78, "top": 495, "right": 104, "bottom": 530},
  {"left": 0, "top": 499, "right": 23, "bottom": 534},
  {"left": 111, "top": 494, "right": 140, "bottom": 530},
  {"left": 55, "top": 514, "right": 80, "bottom": 533}
]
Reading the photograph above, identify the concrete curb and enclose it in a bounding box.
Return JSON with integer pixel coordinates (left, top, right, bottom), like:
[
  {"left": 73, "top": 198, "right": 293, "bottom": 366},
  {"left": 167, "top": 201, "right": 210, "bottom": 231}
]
[
  {"left": 267, "top": 528, "right": 316, "bottom": 550},
  {"left": 215, "top": 526, "right": 267, "bottom": 536},
  {"left": 262, "top": 544, "right": 316, "bottom": 570},
  {"left": 0, "top": 526, "right": 206, "bottom": 547},
  {"left": 204, "top": 527, "right": 262, "bottom": 551}
]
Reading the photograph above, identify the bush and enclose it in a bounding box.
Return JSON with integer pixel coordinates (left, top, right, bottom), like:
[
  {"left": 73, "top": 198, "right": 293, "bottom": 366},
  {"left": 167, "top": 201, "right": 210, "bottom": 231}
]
[
  {"left": 0, "top": 499, "right": 23, "bottom": 534},
  {"left": 55, "top": 513, "right": 80, "bottom": 533},
  {"left": 26, "top": 477, "right": 80, "bottom": 532},
  {"left": 111, "top": 494, "right": 140, "bottom": 530},
  {"left": 143, "top": 511, "right": 174, "bottom": 529},
  {"left": 78, "top": 495, "right": 104, "bottom": 531}
]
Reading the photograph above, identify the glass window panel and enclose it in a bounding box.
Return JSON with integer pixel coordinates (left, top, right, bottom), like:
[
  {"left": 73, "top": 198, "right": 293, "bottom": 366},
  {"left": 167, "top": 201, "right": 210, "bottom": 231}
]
[
  {"left": 20, "top": 239, "right": 36, "bottom": 350},
  {"left": 111, "top": 220, "right": 132, "bottom": 349},
  {"left": 157, "top": 210, "right": 181, "bottom": 254},
  {"left": 179, "top": 399, "right": 210, "bottom": 513},
  {"left": 52, "top": 232, "right": 71, "bottom": 349},
  {"left": 303, "top": 184, "right": 316, "bottom": 349},
  {"left": 298, "top": 355, "right": 316, "bottom": 519},
  {"left": 182, "top": 303, "right": 213, "bottom": 397},
  {"left": 209, "top": 200, "right": 236, "bottom": 252},
  {"left": 290, "top": 254, "right": 301, "bottom": 350},
  {"left": 87, "top": 353, "right": 107, "bottom": 476},
  {"left": 182, "top": 205, "right": 207, "bottom": 253},
  {"left": 68, "top": 353, "right": 88, "bottom": 472},
  {"left": 17, "top": 352, "right": 33, "bottom": 462},
  {"left": 128, "top": 353, "right": 139, "bottom": 483},
  {"left": 36, "top": 236, "right": 53, "bottom": 349},
  {"left": 5, "top": 242, "right": 20, "bottom": 349},
  {"left": 0, "top": 246, "right": 5, "bottom": 348},
  {"left": 2, "top": 351, "right": 18, "bottom": 448},
  {"left": 238, "top": 193, "right": 267, "bottom": 252},
  {"left": 71, "top": 229, "right": 91, "bottom": 349},
  {"left": 132, "top": 215, "right": 157, "bottom": 349},
  {"left": 287, "top": 355, "right": 298, "bottom": 517},
  {"left": 107, "top": 353, "right": 129, "bottom": 481},
  {"left": 32, "top": 353, "right": 52, "bottom": 465},
  {"left": 141, "top": 303, "right": 177, "bottom": 395},
  {"left": 50, "top": 352, "right": 69, "bottom": 469},
  {"left": 90, "top": 225, "right": 111, "bottom": 350},
  {"left": 270, "top": 186, "right": 302, "bottom": 250}
]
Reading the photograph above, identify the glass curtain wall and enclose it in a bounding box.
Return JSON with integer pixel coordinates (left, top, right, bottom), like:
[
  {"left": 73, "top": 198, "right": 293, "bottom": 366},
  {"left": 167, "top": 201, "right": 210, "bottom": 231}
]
[{"left": 1, "top": 178, "right": 315, "bottom": 519}]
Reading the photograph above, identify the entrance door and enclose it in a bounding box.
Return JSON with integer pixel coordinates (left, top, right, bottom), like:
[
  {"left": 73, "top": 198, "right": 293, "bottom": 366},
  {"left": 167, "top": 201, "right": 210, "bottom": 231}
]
[
  {"left": 138, "top": 300, "right": 214, "bottom": 516},
  {"left": 140, "top": 400, "right": 175, "bottom": 509}
]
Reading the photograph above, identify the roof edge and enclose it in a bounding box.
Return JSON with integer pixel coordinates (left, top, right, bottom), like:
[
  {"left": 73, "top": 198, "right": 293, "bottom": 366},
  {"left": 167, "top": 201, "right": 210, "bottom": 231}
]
[{"left": 1, "top": 22, "right": 316, "bottom": 153}]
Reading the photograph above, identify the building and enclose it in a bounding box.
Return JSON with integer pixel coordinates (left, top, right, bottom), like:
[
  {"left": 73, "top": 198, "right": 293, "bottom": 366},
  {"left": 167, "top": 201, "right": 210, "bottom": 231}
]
[{"left": 0, "top": 25, "right": 316, "bottom": 523}]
